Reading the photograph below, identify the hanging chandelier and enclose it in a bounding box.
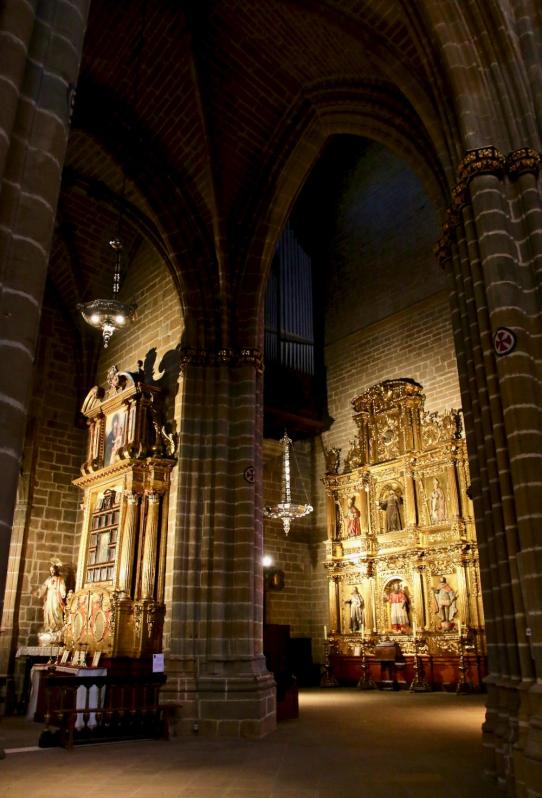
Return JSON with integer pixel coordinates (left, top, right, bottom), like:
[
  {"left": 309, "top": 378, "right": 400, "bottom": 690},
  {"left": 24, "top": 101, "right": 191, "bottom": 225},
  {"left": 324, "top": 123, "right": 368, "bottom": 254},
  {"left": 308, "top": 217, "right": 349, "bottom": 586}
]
[
  {"left": 77, "top": 238, "right": 136, "bottom": 348},
  {"left": 263, "top": 430, "right": 313, "bottom": 535},
  {"left": 77, "top": 0, "right": 147, "bottom": 349}
]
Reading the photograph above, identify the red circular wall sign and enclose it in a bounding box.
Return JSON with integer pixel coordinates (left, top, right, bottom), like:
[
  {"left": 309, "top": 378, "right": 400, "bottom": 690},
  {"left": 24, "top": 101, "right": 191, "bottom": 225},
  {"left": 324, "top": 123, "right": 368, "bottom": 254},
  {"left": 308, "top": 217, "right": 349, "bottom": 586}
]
[{"left": 494, "top": 327, "right": 517, "bottom": 356}]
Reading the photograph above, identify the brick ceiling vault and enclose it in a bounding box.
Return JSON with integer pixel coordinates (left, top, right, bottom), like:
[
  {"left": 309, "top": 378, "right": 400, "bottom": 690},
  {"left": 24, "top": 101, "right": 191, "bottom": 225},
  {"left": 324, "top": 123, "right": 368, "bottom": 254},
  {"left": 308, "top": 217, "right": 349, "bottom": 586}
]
[{"left": 52, "top": 0, "right": 541, "bottom": 352}]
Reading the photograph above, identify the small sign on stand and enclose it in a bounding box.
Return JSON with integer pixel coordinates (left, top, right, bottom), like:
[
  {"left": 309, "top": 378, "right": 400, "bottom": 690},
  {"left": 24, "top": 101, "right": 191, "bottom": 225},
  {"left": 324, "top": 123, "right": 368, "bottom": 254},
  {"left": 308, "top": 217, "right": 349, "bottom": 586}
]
[{"left": 152, "top": 652, "right": 165, "bottom": 673}]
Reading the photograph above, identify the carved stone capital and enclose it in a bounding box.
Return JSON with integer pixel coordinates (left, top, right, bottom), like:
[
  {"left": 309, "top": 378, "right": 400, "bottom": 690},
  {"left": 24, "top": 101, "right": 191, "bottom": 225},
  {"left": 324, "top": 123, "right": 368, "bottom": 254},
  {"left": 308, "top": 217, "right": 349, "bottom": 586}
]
[
  {"left": 506, "top": 147, "right": 542, "bottom": 179},
  {"left": 237, "top": 348, "right": 264, "bottom": 372},
  {"left": 178, "top": 346, "right": 263, "bottom": 373},
  {"left": 457, "top": 146, "right": 506, "bottom": 183},
  {"left": 436, "top": 146, "right": 542, "bottom": 265},
  {"left": 178, "top": 348, "right": 208, "bottom": 369}
]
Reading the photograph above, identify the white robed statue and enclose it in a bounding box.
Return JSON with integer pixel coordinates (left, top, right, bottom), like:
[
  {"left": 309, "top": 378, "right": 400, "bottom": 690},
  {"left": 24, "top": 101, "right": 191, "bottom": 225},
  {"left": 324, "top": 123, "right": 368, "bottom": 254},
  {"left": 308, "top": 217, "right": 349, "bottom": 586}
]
[{"left": 33, "top": 559, "right": 67, "bottom": 644}]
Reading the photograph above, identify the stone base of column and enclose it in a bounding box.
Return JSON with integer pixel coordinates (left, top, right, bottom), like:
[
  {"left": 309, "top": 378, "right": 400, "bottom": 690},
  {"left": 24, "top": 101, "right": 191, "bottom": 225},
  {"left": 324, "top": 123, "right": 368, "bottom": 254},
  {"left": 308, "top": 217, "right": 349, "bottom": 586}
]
[
  {"left": 162, "top": 656, "right": 277, "bottom": 738},
  {"left": 197, "top": 670, "right": 276, "bottom": 738},
  {"left": 482, "top": 676, "right": 522, "bottom": 791},
  {"left": 517, "top": 684, "right": 542, "bottom": 798}
]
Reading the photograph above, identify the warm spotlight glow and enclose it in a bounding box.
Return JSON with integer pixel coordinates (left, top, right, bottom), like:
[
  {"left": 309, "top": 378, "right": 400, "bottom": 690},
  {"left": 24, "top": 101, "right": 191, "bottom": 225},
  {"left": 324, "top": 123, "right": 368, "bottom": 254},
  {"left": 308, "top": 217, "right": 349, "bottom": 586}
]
[{"left": 262, "top": 555, "right": 273, "bottom": 568}]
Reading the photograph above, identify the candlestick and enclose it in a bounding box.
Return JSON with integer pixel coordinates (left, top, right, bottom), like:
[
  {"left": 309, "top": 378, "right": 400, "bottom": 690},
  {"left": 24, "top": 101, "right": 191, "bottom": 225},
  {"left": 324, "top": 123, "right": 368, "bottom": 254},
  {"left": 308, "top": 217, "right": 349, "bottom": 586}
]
[
  {"left": 320, "top": 638, "right": 339, "bottom": 687},
  {"left": 409, "top": 632, "right": 431, "bottom": 692},
  {"left": 357, "top": 638, "right": 376, "bottom": 690}
]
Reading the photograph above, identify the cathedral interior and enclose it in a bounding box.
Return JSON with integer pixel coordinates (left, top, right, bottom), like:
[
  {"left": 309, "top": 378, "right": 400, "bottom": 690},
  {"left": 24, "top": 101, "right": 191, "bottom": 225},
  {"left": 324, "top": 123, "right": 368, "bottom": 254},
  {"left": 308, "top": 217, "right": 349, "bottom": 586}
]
[{"left": 0, "top": 2, "right": 541, "bottom": 796}]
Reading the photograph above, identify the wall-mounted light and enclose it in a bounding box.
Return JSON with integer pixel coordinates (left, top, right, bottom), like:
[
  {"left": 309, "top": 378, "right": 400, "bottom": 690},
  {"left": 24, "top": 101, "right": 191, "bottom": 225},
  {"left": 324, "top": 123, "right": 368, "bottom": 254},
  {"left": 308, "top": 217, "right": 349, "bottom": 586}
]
[{"left": 262, "top": 555, "right": 285, "bottom": 591}]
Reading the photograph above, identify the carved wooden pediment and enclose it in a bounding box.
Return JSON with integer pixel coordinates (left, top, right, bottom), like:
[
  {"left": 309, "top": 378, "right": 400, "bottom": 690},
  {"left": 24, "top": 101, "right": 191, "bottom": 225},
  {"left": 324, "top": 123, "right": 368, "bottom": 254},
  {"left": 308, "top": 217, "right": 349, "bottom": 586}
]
[{"left": 78, "top": 363, "right": 176, "bottom": 475}]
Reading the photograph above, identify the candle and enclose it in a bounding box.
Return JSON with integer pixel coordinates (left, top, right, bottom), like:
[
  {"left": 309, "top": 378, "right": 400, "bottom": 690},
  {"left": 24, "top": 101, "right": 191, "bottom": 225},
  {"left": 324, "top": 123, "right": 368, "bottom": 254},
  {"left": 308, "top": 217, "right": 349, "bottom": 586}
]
[
  {"left": 324, "top": 625, "right": 327, "bottom": 640},
  {"left": 412, "top": 619, "right": 417, "bottom": 638}
]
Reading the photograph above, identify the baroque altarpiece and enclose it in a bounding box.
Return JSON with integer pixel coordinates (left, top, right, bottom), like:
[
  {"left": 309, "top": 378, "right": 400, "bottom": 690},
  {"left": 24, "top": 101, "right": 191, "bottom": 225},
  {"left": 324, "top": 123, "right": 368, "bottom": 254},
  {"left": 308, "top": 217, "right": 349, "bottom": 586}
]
[
  {"left": 323, "top": 379, "right": 486, "bottom": 688},
  {"left": 63, "top": 364, "right": 176, "bottom": 665}
]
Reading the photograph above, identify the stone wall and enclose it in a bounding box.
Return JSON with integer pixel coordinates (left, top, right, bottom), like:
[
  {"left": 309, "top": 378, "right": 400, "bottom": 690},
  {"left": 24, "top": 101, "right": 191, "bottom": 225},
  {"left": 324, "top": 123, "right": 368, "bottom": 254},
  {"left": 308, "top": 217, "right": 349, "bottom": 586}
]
[
  {"left": 323, "top": 291, "right": 462, "bottom": 455},
  {"left": 318, "top": 140, "right": 444, "bottom": 341}
]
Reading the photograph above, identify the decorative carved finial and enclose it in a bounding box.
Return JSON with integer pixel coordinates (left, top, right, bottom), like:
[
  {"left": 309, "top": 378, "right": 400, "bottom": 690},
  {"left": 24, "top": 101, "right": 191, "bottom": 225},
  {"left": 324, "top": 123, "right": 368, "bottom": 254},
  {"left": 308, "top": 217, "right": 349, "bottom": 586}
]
[
  {"left": 324, "top": 447, "right": 341, "bottom": 475},
  {"left": 107, "top": 365, "right": 120, "bottom": 389}
]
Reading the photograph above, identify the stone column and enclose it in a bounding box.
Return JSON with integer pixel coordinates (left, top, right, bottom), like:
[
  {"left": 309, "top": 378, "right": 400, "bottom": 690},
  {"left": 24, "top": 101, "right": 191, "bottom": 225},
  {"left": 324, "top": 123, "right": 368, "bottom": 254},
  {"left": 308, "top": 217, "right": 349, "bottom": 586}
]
[
  {"left": 165, "top": 349, "right": 275, "bottom": 737},
  {"left": 0, "top": 0, "right": 90, "bottom": 613},
  {"left": 440, "top": 147, "right": 542, "bottom": 794}
]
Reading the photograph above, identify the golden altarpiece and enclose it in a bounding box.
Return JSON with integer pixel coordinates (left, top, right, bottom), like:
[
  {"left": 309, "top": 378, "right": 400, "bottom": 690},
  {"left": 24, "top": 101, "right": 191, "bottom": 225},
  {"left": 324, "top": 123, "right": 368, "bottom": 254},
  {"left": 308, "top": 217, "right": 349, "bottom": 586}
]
[
  {"left": 63, "top": 364, "right": 176, "bottom": 666},
  {"left": 322, "top": 379, "right": 486, "bottom": 689}
]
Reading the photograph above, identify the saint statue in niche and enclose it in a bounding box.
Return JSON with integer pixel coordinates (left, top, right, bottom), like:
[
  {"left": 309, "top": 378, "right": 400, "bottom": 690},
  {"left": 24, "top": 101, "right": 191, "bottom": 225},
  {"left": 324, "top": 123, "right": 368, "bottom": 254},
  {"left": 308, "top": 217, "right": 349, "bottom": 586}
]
[
  {"left": 345, "top": 587, "right": 365, "bottom": 632},
  {"left": 384, "top": 580, "right": 410, "bottom": 632},
  {"left": 345, "top": 496, "right": 361, "bottom": 537},
  {"left": 433, "top": 576, "right": 458, "bottom": 630},
  {"left": 429, "top": 478, "right": 446, "bottom": 524},
  {"left": 379, "top": 488, "right": 403, "bottom": 532}
]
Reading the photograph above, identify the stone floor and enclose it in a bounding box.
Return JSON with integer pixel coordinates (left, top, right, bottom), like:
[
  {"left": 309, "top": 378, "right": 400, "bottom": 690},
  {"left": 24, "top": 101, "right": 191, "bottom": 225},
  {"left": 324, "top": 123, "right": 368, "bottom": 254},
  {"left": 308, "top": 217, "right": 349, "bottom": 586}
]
[{"left": 0, "top": 689, "right": 496, "bottom": 797}]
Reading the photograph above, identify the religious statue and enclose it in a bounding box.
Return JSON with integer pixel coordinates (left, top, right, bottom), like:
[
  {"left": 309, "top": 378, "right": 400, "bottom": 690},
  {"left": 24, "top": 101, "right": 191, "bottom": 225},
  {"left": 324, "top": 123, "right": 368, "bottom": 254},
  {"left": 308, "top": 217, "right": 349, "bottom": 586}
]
[
  {"left": 324, "top": 447, "right": 341, "bottom": 475},
  {"left": 379, "top": 489, "right": 403, "bottom": 531},
  {"left": 345, "top": 496, "right": 361, "bottom": 537},
  {"left": 345, "top": 587, "right": 364, "bottom": 632},
  {"left": 385, "top": 582, "right": 409, "bottom": 631},
  {"left": 433, "top": 577, "right": 458, "bottom": 629},
  {"left": 429, "top": 478, "right": 446, "bottom": 524},
  {"left": 33, "top": 560, "right": 67, "bottom": 644}
]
